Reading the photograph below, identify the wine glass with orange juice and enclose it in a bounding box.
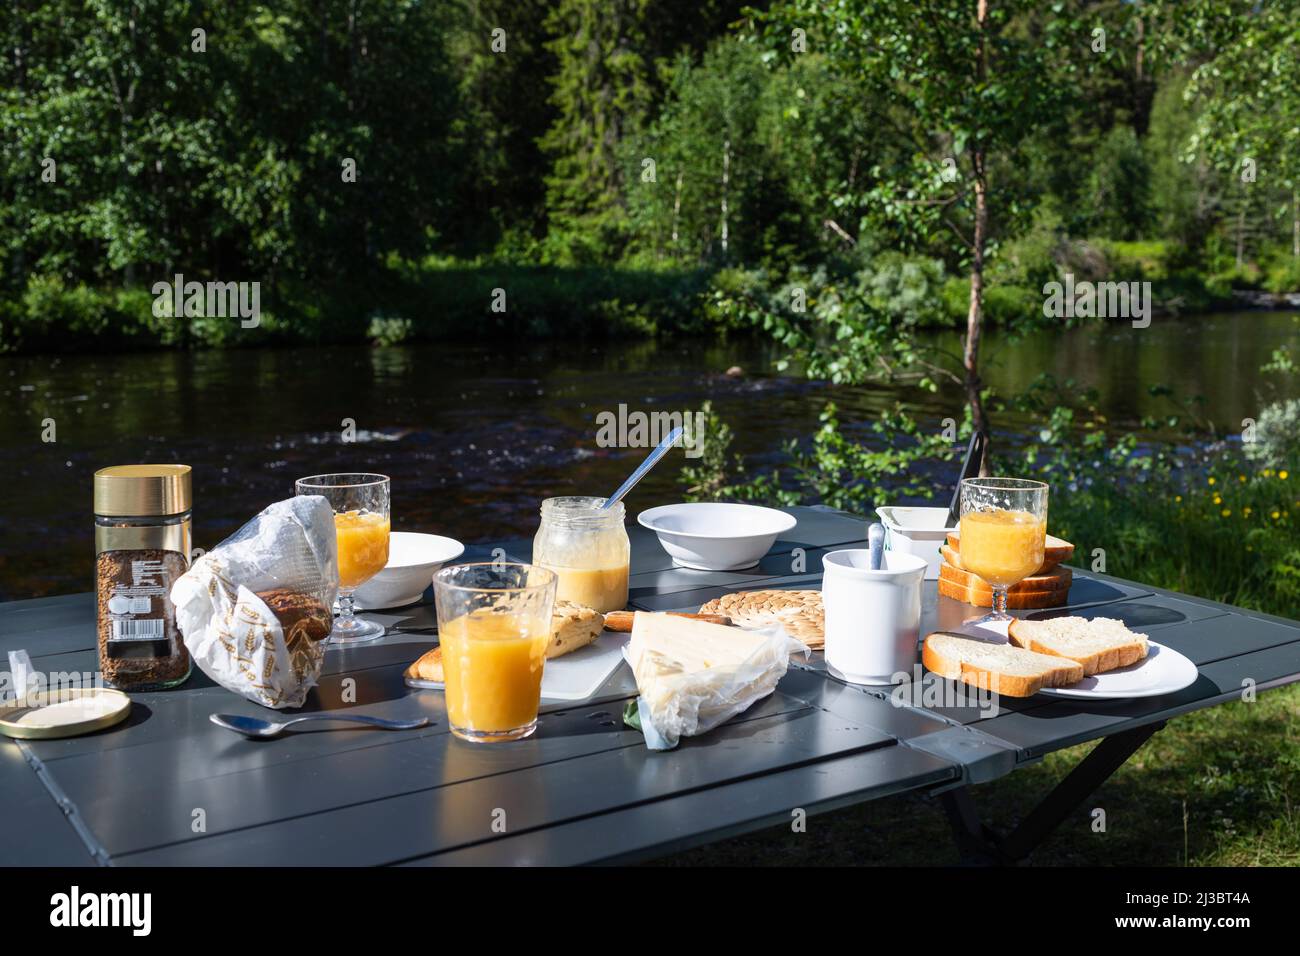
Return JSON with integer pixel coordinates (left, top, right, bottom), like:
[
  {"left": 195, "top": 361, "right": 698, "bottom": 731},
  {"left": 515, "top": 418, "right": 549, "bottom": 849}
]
[
  {"left": 295, "top": 473, "right": 391, "bottom": 644},
  {"left": 958, "top": 477, "right": 1048, "bottom": 626},
  {"left": 432, "top": 563, "right": 557, "bottom": 743}
]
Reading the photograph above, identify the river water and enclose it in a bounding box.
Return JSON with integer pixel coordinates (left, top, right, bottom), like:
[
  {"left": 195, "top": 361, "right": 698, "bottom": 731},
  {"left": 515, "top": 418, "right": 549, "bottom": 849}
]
[{"left": 3, "top": 311, "right": 1296, "bottom": 600}]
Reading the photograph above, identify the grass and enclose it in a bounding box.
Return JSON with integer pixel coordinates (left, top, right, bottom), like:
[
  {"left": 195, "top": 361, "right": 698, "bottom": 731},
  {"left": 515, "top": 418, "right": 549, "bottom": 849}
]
[
  {"left": 652, "top": 685, "right": 1300, "bottom": 867},
  {"left": 1047, "top": 467, "right": 1300, "bottom": 622}
]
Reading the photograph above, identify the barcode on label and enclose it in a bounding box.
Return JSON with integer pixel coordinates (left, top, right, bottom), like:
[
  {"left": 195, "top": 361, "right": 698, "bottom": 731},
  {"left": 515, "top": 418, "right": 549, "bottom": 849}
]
[
  {"left": 130, "top": 597, "right": 151, "bottom": 614},
  {"left": 112, "top": 619, "right": 165, "bottom": 641}
]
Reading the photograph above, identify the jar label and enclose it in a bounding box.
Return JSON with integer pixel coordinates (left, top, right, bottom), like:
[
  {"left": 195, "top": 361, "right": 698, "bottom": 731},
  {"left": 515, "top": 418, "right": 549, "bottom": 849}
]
[{"left": 103, "top": 559, "right": 173, "bottom": 658}]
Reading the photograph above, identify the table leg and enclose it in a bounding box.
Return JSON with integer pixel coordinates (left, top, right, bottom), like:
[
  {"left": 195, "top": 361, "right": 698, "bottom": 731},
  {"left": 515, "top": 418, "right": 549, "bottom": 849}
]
[{"left": 940, "top": 721, "right": 1165, "bottom": 865}]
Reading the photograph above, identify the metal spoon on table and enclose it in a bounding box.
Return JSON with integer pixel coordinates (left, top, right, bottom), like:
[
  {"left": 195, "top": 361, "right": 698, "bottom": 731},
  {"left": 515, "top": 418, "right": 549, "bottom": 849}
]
[
  {"left": 602, "top": 425, "right": 684, "bottom": 510},
  {"left": 210, "top": 712, "right": 428, "bottom": 739}
]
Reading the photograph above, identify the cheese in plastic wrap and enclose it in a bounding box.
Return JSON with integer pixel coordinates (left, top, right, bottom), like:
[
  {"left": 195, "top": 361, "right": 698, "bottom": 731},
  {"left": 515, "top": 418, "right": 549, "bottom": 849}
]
[
  {"left": 624, "top": 611, "right": 809, "bottom": 750},
  {"left": 170, "top": 496, "right": 339, "bottom": 709}
]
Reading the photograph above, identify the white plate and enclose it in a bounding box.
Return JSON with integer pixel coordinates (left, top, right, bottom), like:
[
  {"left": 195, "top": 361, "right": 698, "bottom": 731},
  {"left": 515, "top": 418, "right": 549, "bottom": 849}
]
[
  {"left": 1036, "top": 640, "right": 1199, "bottom": 699},
  {"left": 405, "top": 630, "right": 629, "bottom": 702},
  {"left": 957, "top": 620, "right": 1199, "bottom": 700}
]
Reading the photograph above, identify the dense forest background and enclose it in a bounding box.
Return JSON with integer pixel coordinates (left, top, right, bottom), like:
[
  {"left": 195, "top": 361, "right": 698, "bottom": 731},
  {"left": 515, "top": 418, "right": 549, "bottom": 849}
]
[{"left": 1, "top": 0, "right": 1298, "bottom": 352}]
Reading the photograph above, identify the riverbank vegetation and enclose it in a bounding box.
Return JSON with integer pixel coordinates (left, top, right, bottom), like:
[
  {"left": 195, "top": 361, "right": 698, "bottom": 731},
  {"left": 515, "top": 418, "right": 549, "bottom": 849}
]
[
  {"left": 4, "top": 1, "right": 1297, "bottom": 604},
  {"left": 3, "top": 1, "right": 1299, "bottom": 357}
]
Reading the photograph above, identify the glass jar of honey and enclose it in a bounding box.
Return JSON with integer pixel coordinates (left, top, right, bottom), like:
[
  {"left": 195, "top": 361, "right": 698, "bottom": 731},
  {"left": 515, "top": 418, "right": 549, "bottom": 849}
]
[{"left": 532, "top": 497, "right": 630, "bottom": 613}]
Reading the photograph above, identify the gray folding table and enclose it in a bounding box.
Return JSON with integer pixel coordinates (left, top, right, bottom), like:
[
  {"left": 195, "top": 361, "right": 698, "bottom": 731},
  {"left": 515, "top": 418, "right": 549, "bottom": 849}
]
[{"left": 4, "top": 506, "right": 1299, "bottom": 866}]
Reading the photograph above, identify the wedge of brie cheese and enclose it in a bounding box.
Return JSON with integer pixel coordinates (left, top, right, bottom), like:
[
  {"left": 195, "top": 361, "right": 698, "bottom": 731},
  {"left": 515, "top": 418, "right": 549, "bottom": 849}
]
[
  {"left": 627, "top": 611, "right": 794, "bottom": 748},
  {"left": 629, "top": 611, "right": 767, "bottom": 673}
]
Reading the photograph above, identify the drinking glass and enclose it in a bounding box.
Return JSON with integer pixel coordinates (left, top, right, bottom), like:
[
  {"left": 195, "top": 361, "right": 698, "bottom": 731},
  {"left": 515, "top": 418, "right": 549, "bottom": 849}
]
[
  {"left": 295, "top": 473, "right": 390, "bottom": 645},
  {"left": 958, "top": 477, "right": 1049, "bottom": 626},
  {"left": 432, "top": 563, "right": 557, "bottom": 743}
]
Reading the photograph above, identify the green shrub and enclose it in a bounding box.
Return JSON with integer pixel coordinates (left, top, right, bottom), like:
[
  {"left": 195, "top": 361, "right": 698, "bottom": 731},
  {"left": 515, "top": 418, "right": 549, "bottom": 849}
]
[
  {"left": 367, "top": 315, "right": 414, "bottom": 347},
  {"left": 2, "top": 276, "right": 164, "bottom": 351},
  {"left": 988, "top": 208, "right": 1065, "bottom": 291},
  {"left": 1095, "top": 239, "right": 1175, "bottom": 281},
  {"left": 855, "top": 252, "right": 948, "bottom": 327},
  {"left": 1246, "top": 400, "right": 1300, "bottom": 469},
  {"left": 1208, "top": 262, "right": 1265, "bottom": 290},
  {"left": 679, "top": 401, "right": 959, "bottom": 515},
  {"left": 1263, "top": 255, "right": 1300, "bottom": 294}
]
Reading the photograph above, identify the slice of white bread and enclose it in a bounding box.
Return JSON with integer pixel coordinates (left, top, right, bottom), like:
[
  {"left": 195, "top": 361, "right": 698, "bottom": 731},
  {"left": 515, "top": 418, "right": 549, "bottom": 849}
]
[
  {"left": 922, "top": 631, "right": 1085, "bottom": 697},
  {"left": 1007, "top": 616, "right": 1148, "bottom": 676}
]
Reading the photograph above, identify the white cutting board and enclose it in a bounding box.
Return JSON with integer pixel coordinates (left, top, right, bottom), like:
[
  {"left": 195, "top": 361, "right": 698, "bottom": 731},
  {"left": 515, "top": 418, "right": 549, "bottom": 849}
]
[
  {"left": 540, "top": 629, "right": 630, "bottom": 701},
  {"left": 405, "top": 629, "right": 630, "bottom": 703}
]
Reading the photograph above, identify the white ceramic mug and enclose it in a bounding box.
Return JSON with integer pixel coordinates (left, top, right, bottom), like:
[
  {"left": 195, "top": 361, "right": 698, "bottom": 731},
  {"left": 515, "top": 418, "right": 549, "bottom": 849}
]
[{"left": 822, "top": 549, "right": 928, "bottom": 685}]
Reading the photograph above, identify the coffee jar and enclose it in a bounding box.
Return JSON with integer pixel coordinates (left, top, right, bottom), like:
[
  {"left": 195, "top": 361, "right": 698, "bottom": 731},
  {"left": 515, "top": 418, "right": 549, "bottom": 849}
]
[{"left": 94, "top": 465, "right": 193, "bottom": 691}]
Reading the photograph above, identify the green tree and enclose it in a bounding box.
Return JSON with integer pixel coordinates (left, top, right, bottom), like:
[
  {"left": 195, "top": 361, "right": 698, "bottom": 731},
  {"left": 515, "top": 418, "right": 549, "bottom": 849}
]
[
  {"left": 0, "top": 0, "right": 460, "bottom": 301},
  {"left": 1168, "top": 0, "right": 1300, "bottom": 261},
  {"left": 539, "top": 0, "right": 750, "bottom": 263},
  {"left": 1085, "top": 126, "right": 1151, "bottom": 240},
  {"left": 625, "top": 40, "right": 787, "bottom": 263},
  {"left": 749, "top": 0, "right": 1095, "bottom": 466},
  {"left": 1146, "top": 71, "right": 1218, "bottom": 250}
]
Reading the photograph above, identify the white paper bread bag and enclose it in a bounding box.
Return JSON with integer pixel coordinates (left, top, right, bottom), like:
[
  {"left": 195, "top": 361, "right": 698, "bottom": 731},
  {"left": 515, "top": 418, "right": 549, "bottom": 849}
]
[{"left": 171, "top": 496, "right": 339, "bottom": 709}]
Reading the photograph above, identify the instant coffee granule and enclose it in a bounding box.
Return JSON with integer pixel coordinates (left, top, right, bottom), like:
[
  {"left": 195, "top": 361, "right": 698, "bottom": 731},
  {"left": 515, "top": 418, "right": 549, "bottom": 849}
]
[{"left": 96, "top": 548, "right": 191, "bottom": 690}]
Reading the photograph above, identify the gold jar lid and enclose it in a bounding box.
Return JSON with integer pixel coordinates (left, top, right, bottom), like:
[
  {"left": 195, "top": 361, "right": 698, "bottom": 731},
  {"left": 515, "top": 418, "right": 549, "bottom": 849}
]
[{"left": 94, "top": 464, "right": 192, "bottom": 516}]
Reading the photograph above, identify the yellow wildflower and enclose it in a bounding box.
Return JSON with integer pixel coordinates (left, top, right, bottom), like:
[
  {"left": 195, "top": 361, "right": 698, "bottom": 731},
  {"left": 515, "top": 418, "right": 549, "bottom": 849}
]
[
  {"left": 1221, "top": 509, "right": 1231, "bottom": 517},
  {"left": 1213, "top": 495, "right": 1222, "bottom": 505},
  {"left": 1208, "top": 476, "right": 1216, "bottom": 486},
  {"left": 1273, "top": 511, "right": 1282, "bottom": 520},
  {"left": 1280, "top": 470, "right": 1289, "bottom": 480}
]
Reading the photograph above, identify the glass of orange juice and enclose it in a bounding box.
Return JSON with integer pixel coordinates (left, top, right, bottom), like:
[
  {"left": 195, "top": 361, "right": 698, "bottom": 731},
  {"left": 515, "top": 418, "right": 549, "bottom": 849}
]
[
  {"left": 433, "top": 563, "right": 557, "bottom": 743},
  {"left": 958, "top": 477, "right": 1049, "bottom": 625},
  {"left": 295, "top": 473, "right": 391, "bottom": 645}
]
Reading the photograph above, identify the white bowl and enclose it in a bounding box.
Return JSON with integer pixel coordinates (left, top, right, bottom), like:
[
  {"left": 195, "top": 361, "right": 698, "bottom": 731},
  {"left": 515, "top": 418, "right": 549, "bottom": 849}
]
[
  {"left": 638, "top": 503, "right": 797, "bottom": 571},
  {"left": 352, "top": 532, "right": 465, "bottom": 609},
  {"left": 875, "top": 506, "right": 956, "bottom": 581}
]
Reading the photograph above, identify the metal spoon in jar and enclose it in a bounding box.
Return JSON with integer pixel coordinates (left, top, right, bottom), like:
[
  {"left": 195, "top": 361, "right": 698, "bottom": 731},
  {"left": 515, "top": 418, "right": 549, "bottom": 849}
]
[
  {"left": 602, "top": 425, "right": 684, "bottom": 510},
  {"left": 868, "top": 522, "right": 886, "bottom": 570},
  {"left": 210, "top": 712, "right": 428, "bottom": 739}
]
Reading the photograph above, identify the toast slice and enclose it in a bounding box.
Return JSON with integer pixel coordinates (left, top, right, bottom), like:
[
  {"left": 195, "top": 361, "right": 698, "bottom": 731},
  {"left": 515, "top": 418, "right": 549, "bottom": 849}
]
[
  {"left": 407, "top": 646, "right": 444, "bottom": 682},
  {"left": 938, "top": 561, "right": 1072, "bottom": 608},
  {"left": 405, "top": 599, "right": 605, "bottom": 681},
  {"left": 922, "top": 631, "right": 1084, "bottom": 697},
  {"left": 945, "top": 530, "right": 1073, "bottom": 574},
  {"left": 1007, "top": 616, "right": 1148, "bottom": 676},
  {"left": 937, "top": 577, "right": 1070, "bottom": 609},
  {"left": 939, "top": 560, "right": 1072, "bottom": 594}
]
